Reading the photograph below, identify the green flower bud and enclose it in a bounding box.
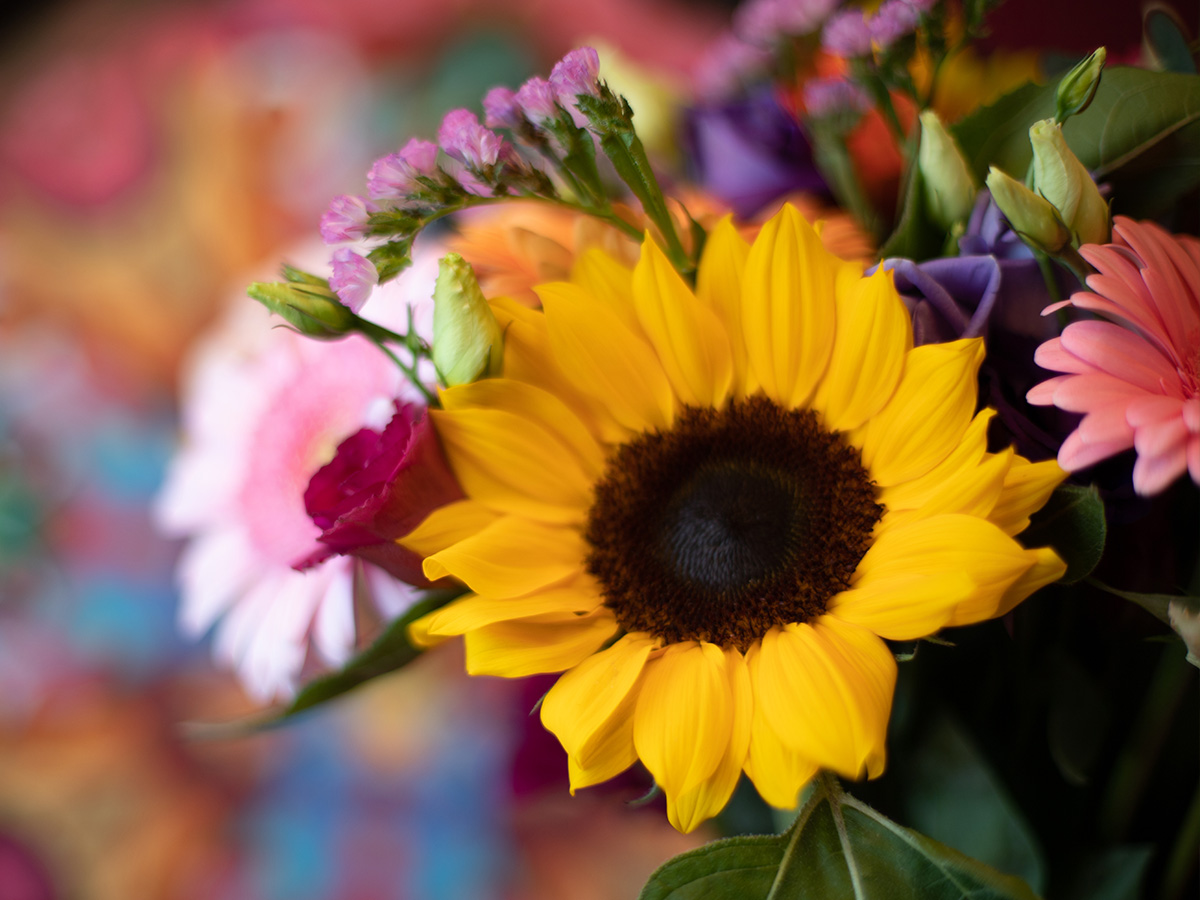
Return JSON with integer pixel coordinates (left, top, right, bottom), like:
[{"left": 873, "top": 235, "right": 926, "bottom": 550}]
[
  {"left": 1030, "top": 118, "right": 1110, "bottom": 246},
  {"left": 918, "top": 110, "right": 979, "bottom": 231},
  {"left": 248, "top": 280, "right": 357, "bottom": 340},
  {"left": 432, "top": 253, "right": 504, "bottom": 387},
  {"left": 1055, "top": 47, "right": 1106, "bottom": 124},
  {"left": 986, "top": 166, "right": 1070, "bottom": 253}
]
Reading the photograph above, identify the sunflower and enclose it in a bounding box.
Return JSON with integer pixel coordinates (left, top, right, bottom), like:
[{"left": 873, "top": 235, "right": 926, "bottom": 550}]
[{"left": 403, "top": 204, "right": 1066, "bottom": 832}]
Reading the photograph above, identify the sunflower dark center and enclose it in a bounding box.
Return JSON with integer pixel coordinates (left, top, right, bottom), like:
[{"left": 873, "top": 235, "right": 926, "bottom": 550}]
[{"left": 585, "top": 396, "right": 882, "bottom": 649}]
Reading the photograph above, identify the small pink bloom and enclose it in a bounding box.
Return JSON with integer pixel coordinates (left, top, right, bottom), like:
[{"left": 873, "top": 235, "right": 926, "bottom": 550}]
[
  {"left": 803, "top": 77, "right": 870, "bottom": 118},
  {"left": 822, "top": 9, "right": 873, "bottom": 57},
  {"left": 1028, "top": 216, "right": 1200, "bottom": 495},
  {"left": 367, "top": 138, "right": 439, "bottom": 199},
  {"left": 329, "top": 248, "right": 378, "bottom": 313},
  {"left": 869, "top": 0, "right": 923, "bottom": 49},
  {"left": 733, "top": 0, "right": 839, "bottom": 45},
  {"left": 319, "top": 194, "right": 375, "bottom": 244},
  {"left": 515, "top": 77, "right": 560, "bottom": 126},
  {"left": 482, "top": 86, "right": 523, "bottom": 130},
  {"left": 549, "top": 47, "right": 601, "bottom": 104},
  {"left": 437, "top": 108, "right": 502, "bottom": 171}
]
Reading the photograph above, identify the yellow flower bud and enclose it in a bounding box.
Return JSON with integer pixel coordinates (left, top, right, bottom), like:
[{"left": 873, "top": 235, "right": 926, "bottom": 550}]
[
  {"left": 986, "top": 166, "right": 1070, "bottom": 253},
  {"left": 432, "top": 252, "right": 504, "bottom": 387},
  {"left": 1029, "top": 118, "right": 1110, "bottom": 246},
  {"left": 918, "top": 109, "right": 979, "bottom": 231}
]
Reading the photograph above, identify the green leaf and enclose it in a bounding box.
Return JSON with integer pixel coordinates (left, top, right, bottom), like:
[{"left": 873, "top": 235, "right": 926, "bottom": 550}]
[
  {"left": 639, "top": 775, "right": 1042, "bottom": 900},
  {"left": 1144, "top": 6, "right": 1197, "bottom": 74},
  {"left": 1062, "top": 845, "right": 1154, "bottom": 900},
  {"left": 1019, "top": 484, "right": 1106, "bottom": 584},
  {"left": 952, "top": 68, "right": 1200, "bottom": 216},
  {"left": 879, "top": 128, "right": 943, "bottom": 261},
  {"left": 185, "top": 588, "right": 458, "bottom": 738},
  {"left": 903, "top": 715, "right": 1047, "bottom": 890}
]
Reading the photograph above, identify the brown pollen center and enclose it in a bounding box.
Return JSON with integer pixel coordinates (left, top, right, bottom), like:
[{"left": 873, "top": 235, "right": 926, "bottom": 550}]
[{"left": 584, "top": 396, "right": 882, "bottom": 649}]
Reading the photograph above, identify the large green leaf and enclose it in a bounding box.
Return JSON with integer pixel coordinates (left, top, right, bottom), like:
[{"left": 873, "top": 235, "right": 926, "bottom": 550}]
[
  {"left": 1019, "top": 484, "right": 1106, "bottom": 584},
  {"left": 951, "top": 68, "right": 1200, "bottom": 215},
  {"left": 639, "top": 775, "right": 1041, "bottom": 900},
  {"left": 903, "top": 715, "right": 1046, "bottom": 890}
]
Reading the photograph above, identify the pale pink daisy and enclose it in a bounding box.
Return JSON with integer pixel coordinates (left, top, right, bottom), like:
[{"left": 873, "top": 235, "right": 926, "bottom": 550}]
[
  {"left": 1027, "top": 216, "right": 1200, "bottom": 496},
  {"left": 156, "top": 246, "right": 439, "bottom": 701}
]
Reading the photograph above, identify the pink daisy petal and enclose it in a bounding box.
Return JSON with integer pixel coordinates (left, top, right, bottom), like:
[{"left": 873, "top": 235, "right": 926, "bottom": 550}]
[
  {"left": 1034, "top": 336, "right": 1099, "bottom": 376},
  {"left": 1187, "top": 435, "right": 1200, "bottom": 484},
  {"left": 1058, "top": 429, "right": 1134, "bottom": 472},
  {"left": 1134, "top": 415, "right": 1190, "bottom": 459},
  {"left": 1078, "top": 406, "right": 1136, "bottom": 446},
  {"left": 1049, "top": 373, "right": 1147, "bottom": 414},
  {"left": 1183, "top": 399, "right": 1200, "bottom": 432},
  {"left": 1027, "top": 374, "right": 1074, "bottom": 406},
  {"left": 1132, "top": 443, "right": 1189, "bottom": 496},
  {"left": 1059, "top": 321, "right": 1181, "bottom": 396},
  {"left": 1125, "top": 394, "right": 1186, "bottom": 428}
]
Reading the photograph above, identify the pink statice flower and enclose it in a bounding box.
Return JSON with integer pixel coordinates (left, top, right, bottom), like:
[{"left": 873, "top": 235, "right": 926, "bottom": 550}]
[
  {"left": 1027, "top": 216, "right": 1200, "bottom": 495},
  {"left": 437, "top": 109, "right": 503, "bottom": 171},
  {"left": 155, "top": 247, "right": 438, "bottom": 701},
  {"left": 803, "top": 77, "right": 871, "bottom": 118},
  {"left": 733, "top": 0, "right": 840, "bottom": 45},
  {"left": 329, "top": 247, "right": 378, "bottom": 312},
  {"left": 319, "top": 194, "right": 375, "bottom": 244},
  {"left": 367, "top": 137, "right": 439, "bottom": 200},
  {"left": 548, "top": 47, "right": 600, "bottom": 104},
  {"left": 869, "top": 0, "right": 924, "bottom": 49},
  {"left": 822, "top": 9, "right": 874, "bottom": 57},
  {"left": 515, "top": 77, "right": 560, "bottom": 126},
  {"left": 482, "top": 86, "right": 523, "bottom": 131}
]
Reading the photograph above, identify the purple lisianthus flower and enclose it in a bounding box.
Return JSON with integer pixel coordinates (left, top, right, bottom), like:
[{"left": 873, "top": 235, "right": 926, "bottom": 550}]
[
  {"left": 683, "top": 85, "right": 828, "bottom": 219},
  {"left": 297, "top": 401, "right": 463, "bottom": 584},
  {"left": 515, "top": 77, "right": 560, "bottom": 126},
  {"left": 329, "top": 247, "right": 378, "bottom": 313},
  {"left": 319, "top": 194, "right": 375, "bottom": 244},
  {"left": 438, "top": 109, "right": 502, "bottom": 171},
  {"left": 822, "top": 9, "right": 874, "bottom": 57},
  {"left": 880, "top": 194, "right": 1080, "bottom": 459},
  {"left": 482, "top": 86, "right": 523, "bottom": 131},
  {"left": 367, "top": 138, "right": 439, "bottom": 200}
]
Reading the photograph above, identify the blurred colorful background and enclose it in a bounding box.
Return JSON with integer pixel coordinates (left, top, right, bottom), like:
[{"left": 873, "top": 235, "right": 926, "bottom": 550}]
[{"left": 0, "top": 1, "right": 1194, "bottom": 898}]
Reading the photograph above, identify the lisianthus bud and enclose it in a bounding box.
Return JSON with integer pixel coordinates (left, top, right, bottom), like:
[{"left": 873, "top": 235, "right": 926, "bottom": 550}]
[
  {"left": 299, "top": 401, "right": 464, "bottom": 584},
  {"left": 432, "top": 253, "right": 504, "bottom": 386},
  {"left": 986, "top": 166, "right": 1070, "bottom": 253},
  {"left": 248, "top": 280, "right": 357, "bottom": 340},
  {"left": 1055, "top": 47, "right": 1106, "bottom": 123},
  {"left": 918, "top": 110, "right": 978, "bottom": 230},
  {"left": 1029, "top": 119, "right": 1110, "bottom": 246},
  {"left": 329, "top": 248, "right": 379, "bottom": 313}
]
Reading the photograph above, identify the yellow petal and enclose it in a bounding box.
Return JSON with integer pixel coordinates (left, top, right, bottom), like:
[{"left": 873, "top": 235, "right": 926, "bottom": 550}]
[
  {"left": 755, "top": 618, "right": 894, "bottom": 778},
  {"left": 669, "top": 646, "right": 753, "bottom": 832},
  {"left": 743, "top": 643, "right": 820, "bottom": 808},
  {"left": 827, "top": 572, "right": 977, "bottom": 640},
  {"left": 463, "top": 608, "right": 619, "bottom": 677},
  {"left": 741, "top": 204, "right": 838, "bottom": 408},
  {"left": 567, "top": 699, "right": 639, "bottom": 792},
  {"left": 423, "top": 515, "right": 584, "bottom": 598},
  {"left": 633, "top": 642, "right": 733, "bottom": 802},
  {"left": 988, "top": 456, "right": 1067, "bottom": 537},
  {"left": 696, "top": 215, "right": 756, "bottom": 397},
  {"left": 958, "top": 546, "right": 1065, "bottom": 625},
  {"left": 539, "top": 281, "right": 676, "bottom": 433},
  {"left": 490, "top": 296, "right": 628, "bottom": 444},
  {"left": 440, "top": 378, "right": 605, "bottom": 481},
  {"left": 542, "top": 632, "right": 657, "bottom": 762},
  {"left": 854, "top": 338, "right": 984, "bottom": 486},
  {"left": 856, "top": 514, "right": 1037, "bottom": 625},
  {"left": 812, "top": 266, "right": 913, "bottom": 432},
  {"left": 876, "top": 447, "right": 1013, "bottom": 535},
  {"left": 419, "top": 574, "right": 603, "bottom": 636},
  {"left": 400, "top": 500, "right": 501, "bottom": 557},
  {"left": 431, "top": 407, "right": 593, "bottom": 523},
  {"left": 408, "top": 604, "right": 461, "bottom": 649},
  {"left": 632, "top": 234, "right": 734, "bottom": 409},
  {"left": 876, "top": 409, "right": 994, "bottom": 513},
  {"left": 571, "top": 248, "right": 639, "bottom": 332}
]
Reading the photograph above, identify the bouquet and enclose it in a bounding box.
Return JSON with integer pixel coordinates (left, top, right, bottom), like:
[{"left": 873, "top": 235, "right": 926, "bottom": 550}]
[{"left": 159, "top": 2, "right": 1199, "bottom": 896}]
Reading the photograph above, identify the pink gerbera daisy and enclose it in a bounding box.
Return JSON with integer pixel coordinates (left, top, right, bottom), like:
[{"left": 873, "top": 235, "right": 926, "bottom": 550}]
[{"left": 1027, "top": 216, "right": 1200, "bottom": 496}]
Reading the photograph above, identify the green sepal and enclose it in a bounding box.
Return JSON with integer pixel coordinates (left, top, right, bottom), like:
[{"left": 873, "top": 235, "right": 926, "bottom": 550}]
[
  {"left": 1019, "top": 484, "right": 1106, "bottom": 584},
  {"left": 368, "top": 238, "right": 415, "bottom": 284}
]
